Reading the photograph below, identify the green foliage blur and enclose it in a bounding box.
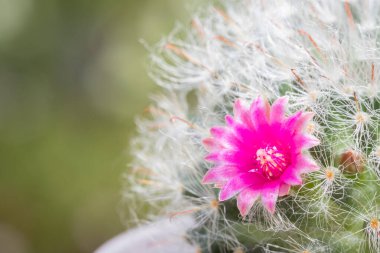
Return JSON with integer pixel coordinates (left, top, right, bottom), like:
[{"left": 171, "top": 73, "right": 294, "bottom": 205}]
[{"left": 0, "top": 0, "right": 193, "bottom": 252}]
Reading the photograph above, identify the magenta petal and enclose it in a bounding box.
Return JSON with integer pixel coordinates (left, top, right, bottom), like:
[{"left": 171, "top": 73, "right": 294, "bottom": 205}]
[
  {"left": 206, "top": 149, "right": 247, "bottom": 164},
  {"left": 285, "top": 111, "right": 314, "bottom": 134},
  {"left": 234, "top": 100, "right": 254, "bottom": 129},
  {"left": 280, "top": 168, "right": 303, "bottom": 185},
  {"left": 284, "top": 111, "right": 302, "bottom": 132},
  {"left": 237, "top": 188, "right": 260, "bottom": 216},
  {"left": 202, "top": 166, "right": 239, "bottom": 184},
  {"left": 278, "top": 183, "right": 290, "bottom": 197},
  {"left": 210, "top": 126, "right": 227, "bottom": 138},
  {"left": 202, "top": 138, "right": 220, "bottom": 152},
  {"left": 294, "top": 134, "right": 320, "bottom": 150},
  {"left": 270, "top": 96, "right": 288, "bottom": 123},
  {"left": 295, "top": 156, "right": 319, "bottom": 174},
  {"left": 219, "top": 174, "right": 256, "bottom": 201},
  {"left": 250, "top": 97, "right": 270, "bottom": 128},
  {"left": 294, "top": 112, "right": 314, "bottom": 131},
  {"left": 225, "top": 115, "right": 234, "bottom": 126},
  {"left": 261, "top": 185, "right": 279, "bottom": 214},
  {"left": 205, "top": 153, "right": 219, "bottom": 161},
  {"left": 233, "top": 100, "right": 244, "bottom": 121}
]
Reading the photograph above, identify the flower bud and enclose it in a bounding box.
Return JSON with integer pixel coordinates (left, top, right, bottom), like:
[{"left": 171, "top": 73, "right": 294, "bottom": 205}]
[{"left": 339, "top": 149, "right": 365, "bottom": 174}]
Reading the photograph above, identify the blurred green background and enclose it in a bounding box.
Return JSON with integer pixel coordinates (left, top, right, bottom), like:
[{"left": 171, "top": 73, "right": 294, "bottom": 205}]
[{"left": 0, "top": 0, "right": 194, "bottom": 252}]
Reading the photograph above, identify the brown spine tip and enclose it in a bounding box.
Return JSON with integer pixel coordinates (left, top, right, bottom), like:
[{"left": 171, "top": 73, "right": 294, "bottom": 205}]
[
  {"left": 298, "top": 30, "right": 322, "bottom": 55},
  {"left": 170, "top": 116, "right": 196, "bottom": 129},
  {"left": 213, "top": 6, "right": 234, "bottom": 25},
  {"left": 291, "top": 69, "right": 306, "bottom": 88},
  {"left": 191, "top": 19, "right": 205, "bottom": 39},
  {"left": 344, "top": 1, "right": 355, "bottom": 29},
  {"left": 214, "top": 35, "right": 236, "bottom": 47}
]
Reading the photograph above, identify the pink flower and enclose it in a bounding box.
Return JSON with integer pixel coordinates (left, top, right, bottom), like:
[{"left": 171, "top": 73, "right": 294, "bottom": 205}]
[{"left": 202, "top": 97, "right": 320, "bottom": 216}]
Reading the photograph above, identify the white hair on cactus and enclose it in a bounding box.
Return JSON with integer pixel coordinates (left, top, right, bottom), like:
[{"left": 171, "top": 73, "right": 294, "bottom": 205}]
[
  {"left": 124, "top": 0, "right": 380, "bottom": 252},
  {"left": 334, "top": 194, "right": 380, "bottom": 252},
  {"left": 263, "top": 236, "right": 330, "bottom": 253}
]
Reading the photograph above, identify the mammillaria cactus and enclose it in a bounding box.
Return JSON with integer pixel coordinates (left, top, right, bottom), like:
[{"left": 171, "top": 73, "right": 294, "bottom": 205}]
[{"left": 125, "top": 0, "right": 380, "bottom": 252}]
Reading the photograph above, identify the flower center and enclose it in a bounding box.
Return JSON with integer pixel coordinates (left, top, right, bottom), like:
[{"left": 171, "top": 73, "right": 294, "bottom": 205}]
[{"left": 255, "top": 146, "right": 288, "bottom": 180}]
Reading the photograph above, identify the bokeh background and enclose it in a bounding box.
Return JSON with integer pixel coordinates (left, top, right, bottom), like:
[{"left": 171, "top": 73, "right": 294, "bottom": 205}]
[{"left": 0, "top": 0, "right": 198, "bottom": 252}]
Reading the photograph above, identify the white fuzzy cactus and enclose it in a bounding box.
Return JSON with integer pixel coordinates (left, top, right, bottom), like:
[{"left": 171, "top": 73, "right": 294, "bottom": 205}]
[{"left": 124, "top": 1, "right": 380, "bottom": 252}]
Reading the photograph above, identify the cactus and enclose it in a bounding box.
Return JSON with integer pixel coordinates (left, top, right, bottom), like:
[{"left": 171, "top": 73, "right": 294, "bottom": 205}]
[{"left": 125, "top": 1, "right": 380, "bottom": 252}]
